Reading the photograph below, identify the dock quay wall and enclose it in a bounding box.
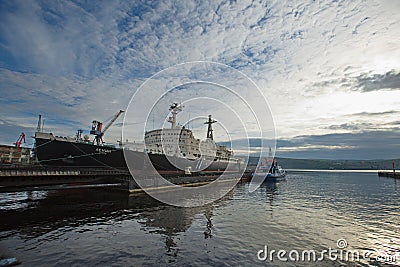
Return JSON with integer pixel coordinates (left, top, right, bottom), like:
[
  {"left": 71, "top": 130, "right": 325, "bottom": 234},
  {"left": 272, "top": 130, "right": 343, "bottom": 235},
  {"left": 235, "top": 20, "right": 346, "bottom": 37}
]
[
  {"left": 0, "top": 165, "right": 251, "bottom": 192},
  {"left": 378, "top": 171, "right": 400, "bottom": 179}
]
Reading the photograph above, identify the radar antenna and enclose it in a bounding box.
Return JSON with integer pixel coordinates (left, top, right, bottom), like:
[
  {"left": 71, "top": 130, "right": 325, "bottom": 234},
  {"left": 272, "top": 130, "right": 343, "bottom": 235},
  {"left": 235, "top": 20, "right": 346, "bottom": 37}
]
[{"left": 168, "top": 103, "right": 183, "bottom": 129}]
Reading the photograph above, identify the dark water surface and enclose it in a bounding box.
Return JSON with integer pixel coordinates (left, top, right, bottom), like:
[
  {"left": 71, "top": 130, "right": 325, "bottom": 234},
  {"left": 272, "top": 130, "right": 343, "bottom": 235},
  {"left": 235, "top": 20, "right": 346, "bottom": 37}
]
[{"left": 0, "top": 171, "right": 399, "bottom": 266}]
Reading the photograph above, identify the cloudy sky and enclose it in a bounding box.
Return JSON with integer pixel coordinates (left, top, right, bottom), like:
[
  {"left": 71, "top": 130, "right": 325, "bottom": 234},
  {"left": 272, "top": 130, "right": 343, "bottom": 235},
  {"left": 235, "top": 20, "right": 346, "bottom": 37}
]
[{"left": 1, "top": 0, "right": 399, "bottom": 159}]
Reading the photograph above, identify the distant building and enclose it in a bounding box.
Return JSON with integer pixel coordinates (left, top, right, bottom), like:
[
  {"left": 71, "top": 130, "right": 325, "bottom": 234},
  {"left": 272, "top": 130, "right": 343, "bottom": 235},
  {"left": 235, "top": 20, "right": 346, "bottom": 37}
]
[{"left": 0, "top": 145, "right": 31, "bottom": 164}]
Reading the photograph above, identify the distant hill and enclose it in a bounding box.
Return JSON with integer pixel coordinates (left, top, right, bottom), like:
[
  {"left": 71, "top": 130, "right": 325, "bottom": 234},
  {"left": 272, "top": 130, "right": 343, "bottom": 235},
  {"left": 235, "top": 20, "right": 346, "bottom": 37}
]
[{"left": 246, "top": 157, "right": 400, "bottom": 170}]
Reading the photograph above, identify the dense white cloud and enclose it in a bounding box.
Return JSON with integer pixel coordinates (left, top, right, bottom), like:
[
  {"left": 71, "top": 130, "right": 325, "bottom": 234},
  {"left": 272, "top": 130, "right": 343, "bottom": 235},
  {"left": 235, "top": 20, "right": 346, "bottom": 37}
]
[{"left": 0, "top": 0, "right": 399, "bottom": 158}]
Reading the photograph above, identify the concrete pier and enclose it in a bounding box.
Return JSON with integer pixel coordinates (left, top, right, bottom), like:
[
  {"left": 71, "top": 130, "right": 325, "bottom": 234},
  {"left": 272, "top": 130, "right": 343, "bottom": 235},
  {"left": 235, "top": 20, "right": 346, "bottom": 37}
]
[{"left": 378, "top": 171, "right": 400, "bottom": 179}]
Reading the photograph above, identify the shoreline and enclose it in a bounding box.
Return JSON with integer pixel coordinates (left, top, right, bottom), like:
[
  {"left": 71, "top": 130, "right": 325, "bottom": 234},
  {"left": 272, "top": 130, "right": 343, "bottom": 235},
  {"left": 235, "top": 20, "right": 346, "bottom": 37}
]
[{"left": 287, "top": 169, "right": 390, "bottom": 173}]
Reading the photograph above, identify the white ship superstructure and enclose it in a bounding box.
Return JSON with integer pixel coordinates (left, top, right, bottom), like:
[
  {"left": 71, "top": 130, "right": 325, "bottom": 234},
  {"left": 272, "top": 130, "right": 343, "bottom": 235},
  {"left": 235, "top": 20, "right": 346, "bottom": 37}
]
[{"left": 144, "top": 103, "right": 232, "bottom": 161}]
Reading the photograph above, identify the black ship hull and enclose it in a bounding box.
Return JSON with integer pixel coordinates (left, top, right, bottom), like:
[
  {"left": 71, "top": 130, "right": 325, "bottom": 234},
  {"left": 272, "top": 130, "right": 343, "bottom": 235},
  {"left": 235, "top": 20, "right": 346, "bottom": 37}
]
[
  {"left": 35, "top": 136, "right": 132, "bottom": 169},
  {"left": 34, "top": 136, "right": 242, "bottom": 174}
]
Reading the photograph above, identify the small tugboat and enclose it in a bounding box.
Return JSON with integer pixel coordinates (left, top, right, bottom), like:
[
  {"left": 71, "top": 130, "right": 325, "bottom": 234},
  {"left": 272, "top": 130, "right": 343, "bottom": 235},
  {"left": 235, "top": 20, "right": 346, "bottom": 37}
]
[
  {"left": 253, "top": 158, "right": 286, "bottom": 183},
  {"left": 266, "top": 160, "right": 286, "bottom": 182}
]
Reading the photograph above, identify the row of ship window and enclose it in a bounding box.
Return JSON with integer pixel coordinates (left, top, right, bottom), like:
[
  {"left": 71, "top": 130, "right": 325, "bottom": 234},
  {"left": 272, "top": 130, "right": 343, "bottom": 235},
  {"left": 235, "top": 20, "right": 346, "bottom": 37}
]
[
  {"left": 146, "top": 139, "right": 199, "bottom": 144},
  {"left": 146, "top": 132, "right": 189, "bottom": 138},
  {"left": 146, "top": 145, "right": 214, "bottom": 152},
  {"left": 145, "top": 149, "right": 209, "bottom": 158}
]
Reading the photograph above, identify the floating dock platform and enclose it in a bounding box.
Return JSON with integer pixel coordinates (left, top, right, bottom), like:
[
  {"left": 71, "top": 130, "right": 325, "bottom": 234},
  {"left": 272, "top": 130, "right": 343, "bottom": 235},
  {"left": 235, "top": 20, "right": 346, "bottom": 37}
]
[
  {"left": 0, "top": 165, "right": 252, "bottom": 193},
  {"left": 0, "top": 166, "right": 130, "bottom": 191},
  {"left": 378, "top": 171, "right": 400, "bottom": 179}
]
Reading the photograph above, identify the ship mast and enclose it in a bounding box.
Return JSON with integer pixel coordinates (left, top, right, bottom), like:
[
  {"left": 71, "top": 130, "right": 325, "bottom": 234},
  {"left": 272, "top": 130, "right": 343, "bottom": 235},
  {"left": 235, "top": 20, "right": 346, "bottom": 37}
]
[
  {"left": 168, "top": 103, "right": 183, "bottom": 129},
  {"left": 36, "top": 114, "right": 43, "bottom": 132},
  {"left": 204, "top": 115, "right": 217, "bottom": 140}
]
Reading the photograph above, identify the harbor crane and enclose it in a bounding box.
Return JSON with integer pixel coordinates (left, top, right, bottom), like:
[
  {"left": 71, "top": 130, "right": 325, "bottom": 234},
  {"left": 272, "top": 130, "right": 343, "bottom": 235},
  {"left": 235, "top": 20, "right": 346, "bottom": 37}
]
[
  {"left": 14, "top": 132, "right": 26, "bottom": 147},
  {"left": 90, "top": 110, "right": 125, "bottom": 145}
]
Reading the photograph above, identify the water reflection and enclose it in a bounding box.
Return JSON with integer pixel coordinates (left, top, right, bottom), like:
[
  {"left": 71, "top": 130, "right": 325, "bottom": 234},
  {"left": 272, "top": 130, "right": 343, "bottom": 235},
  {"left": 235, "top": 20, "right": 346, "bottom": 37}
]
[
  {"left": 0, "top": 173, "right": 399, "bottom": 266},
  {"left": 0, "top": 191, "right": 48, "bottom": 211},
  {"left": 203, "top": 209, "right": 213, "bottom": 239},
  {"left": 0, "top": 188, "right": 233, "bottom": 259},
  {"left": 260, "top": 182, "right": 278, "bottom": 204},
  {"left": 134, "top": 202, "right": 215, "bottom": 255}
]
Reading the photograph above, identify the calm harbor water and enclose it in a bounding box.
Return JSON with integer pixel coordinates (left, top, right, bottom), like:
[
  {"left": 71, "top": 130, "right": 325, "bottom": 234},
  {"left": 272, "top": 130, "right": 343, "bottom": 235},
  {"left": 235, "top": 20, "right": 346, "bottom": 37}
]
[{"left": 0, "top": 171, "right": 399, "bottom": 266}]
